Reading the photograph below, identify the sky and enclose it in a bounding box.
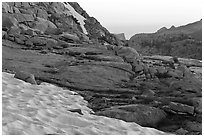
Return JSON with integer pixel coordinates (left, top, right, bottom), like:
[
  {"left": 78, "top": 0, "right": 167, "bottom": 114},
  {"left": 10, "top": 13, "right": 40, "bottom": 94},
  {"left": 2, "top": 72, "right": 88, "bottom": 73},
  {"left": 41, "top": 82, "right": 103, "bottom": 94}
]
[{"left": 76, "top": 0, "right": 202, "bottom": 39}]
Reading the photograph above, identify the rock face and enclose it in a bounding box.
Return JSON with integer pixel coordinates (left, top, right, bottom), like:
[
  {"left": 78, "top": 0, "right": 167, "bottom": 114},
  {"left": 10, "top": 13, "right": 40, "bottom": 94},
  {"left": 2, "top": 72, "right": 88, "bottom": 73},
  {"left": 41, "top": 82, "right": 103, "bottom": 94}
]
[
  {"left": 2, "top": 2, "right": 202, "bottom": 135},
  {"left": 2, "top": 2, "right": 121, "bottom": 46}
]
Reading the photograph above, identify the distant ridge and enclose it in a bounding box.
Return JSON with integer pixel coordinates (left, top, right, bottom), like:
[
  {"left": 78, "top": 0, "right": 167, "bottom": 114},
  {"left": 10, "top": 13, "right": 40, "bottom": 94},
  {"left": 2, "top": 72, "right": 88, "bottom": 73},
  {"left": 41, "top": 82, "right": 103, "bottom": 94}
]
[{"left": 128, "top": 20, "right": 202, "bottom": 59}]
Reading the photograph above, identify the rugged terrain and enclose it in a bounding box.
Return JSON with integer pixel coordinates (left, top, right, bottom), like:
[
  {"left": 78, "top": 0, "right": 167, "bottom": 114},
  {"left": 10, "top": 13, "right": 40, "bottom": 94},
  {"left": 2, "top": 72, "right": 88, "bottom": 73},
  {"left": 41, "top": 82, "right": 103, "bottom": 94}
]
[
  {"left": 2, "top": 2, "right": 202, "bottom": 135},
  {"left": 129, "top": 20, "right": 202, "bottom": 59}
]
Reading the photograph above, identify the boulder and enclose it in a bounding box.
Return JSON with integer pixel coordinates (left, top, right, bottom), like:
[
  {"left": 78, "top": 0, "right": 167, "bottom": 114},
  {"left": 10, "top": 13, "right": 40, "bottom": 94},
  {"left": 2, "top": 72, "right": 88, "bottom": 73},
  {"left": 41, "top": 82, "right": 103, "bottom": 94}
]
[
  {"left": 43, "top": 38, "right": 58, "bottom": 49},
  {"left": 2, "top": 31, "right": 7, "bottom": 39},
  {"left": 13, "top": 13, "right": 34, "bottom": 22},
  {"left": 14, "top": 70, "right": 37, "bottom": 84},
  {"left": 15, "top": 37, "right": 25, "bottom": 45},
  {"left": 33, "top": 21, "right": 48, "bottom": 33},
  {"left": 148, "top": 67, "right": 157, "bottom": 77},
  {"left": 8, "top": 26, "right": 21, "bottom": 36},
  {"left": 28, "top": 37, "right": 47, "bottom": 46},
  {"left": 132, "top": 60, "right": 144, "bottom": 73},
  {"left": 36, "top": 8, "right": 48, "bottom": 19},
  {"left": 18, "top": 8, "right": 34, "bottom": 15},
  {"left": 25, "top": 40, "right": 33, "bottom": 47},
  {"left": 14, "top": 2, "right": 22, "bottom": 7},
  {"left": 169, "top": 79, "right": 201, "bottom": 93},
  {"left": 59, "top": 32, "right": 80, "bottom": 42},
  {"left": 116, "top": 46, "right": 141, "bottom": 62},
  {"left": 57, "top": 40, "right": 71, "bottom": 48},
  {"left": 175, "top": 128, "right": 188, "bottom": 135},
  {"left": 83, "top": 55, "right": 124, "bottom": 62},
  {"left": 2, "top": 2, "right": 13, "bottom": 13},
  {"left": 7, "top": 2, "right": 15, "bottom": 6},
  {"left": 13, "top": 7, "right": 21, "bottom": 13},
  {"left": 50, "top": 2, "right": 65, "bottom": 14},
  {"left": 163, "top": 102, "right": 194, "bottom": 115},
  {"left": 33, "top": 17, "right": 57, "bottom": 34},
  {"left": 114, "top": 33, "right": 126, "bottom": 41},
  {"left": 156, "top": 66, "right": 167, "bottom": 75},
  {"left": 14, "top": 34, "right": 27, "bottom": 45},
  {"left": 66, "top": 47, "right": 103, "bottom": 56},
  {"left": 191, "top": 97, "right": 202, "bottom": 114},
  {"left": 21, "top": 28, "right": 36, "bottom": 36},
  {"left": 96, "top": 104, "right": 166, "bottom": 127},
  {"left": 68, "top": 109, "right": 83, "bottom": 115},
  {"left": 185, "top": 121, "right": 202, "bottom": 132},
  {"left": 44, "top": 28, "right": 62, "bottom": 35},
  {"left": 2, "top": 13, "right": 18, "bottom": 29},
  {"left": 166, "top": 69, "right": 183, "bottom": 79},
  {"left": 7, "top": 35, "right": 15, "bottom": 41},
  {"left": 106, "top": 44, "right": 116, "bottom": 51},
  {"left": 21, "top": 2, "right": 30, "bottom": 8}
]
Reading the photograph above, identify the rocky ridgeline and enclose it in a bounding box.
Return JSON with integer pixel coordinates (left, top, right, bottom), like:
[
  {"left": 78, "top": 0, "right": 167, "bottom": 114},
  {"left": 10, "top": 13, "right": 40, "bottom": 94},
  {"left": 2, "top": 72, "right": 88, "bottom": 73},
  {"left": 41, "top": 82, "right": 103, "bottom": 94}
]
[
  {"left": 2, "top": 2, "right": 202, "bottom": 135},
  {"left": 2, "top": 2, "right": 122, "bottom": 49}
]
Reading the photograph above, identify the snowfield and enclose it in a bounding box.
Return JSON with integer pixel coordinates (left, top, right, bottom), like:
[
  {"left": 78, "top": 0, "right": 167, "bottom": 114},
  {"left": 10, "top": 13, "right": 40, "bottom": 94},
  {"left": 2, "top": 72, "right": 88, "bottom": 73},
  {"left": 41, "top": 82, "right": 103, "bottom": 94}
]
[{"left": 2, "top": 72, "right": 168, "bottom": 135}]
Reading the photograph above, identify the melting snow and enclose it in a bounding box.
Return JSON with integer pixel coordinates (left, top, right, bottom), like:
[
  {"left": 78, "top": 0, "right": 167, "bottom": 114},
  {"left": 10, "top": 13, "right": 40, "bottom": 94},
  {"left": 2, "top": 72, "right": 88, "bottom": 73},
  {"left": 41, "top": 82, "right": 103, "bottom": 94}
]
[{"left": 63, "top": 2, "right": 88, "bottom": 34}]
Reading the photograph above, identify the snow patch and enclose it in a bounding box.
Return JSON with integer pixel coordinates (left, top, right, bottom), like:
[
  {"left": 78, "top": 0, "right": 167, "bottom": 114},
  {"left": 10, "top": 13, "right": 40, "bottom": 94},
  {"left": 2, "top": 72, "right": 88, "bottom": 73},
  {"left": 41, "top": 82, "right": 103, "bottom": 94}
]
[
  {"left": 63, "top": 2, "right": 88, "bottom": 34},
  {"left": 2, "top": 72, "right": 168, "bottom": 135}
]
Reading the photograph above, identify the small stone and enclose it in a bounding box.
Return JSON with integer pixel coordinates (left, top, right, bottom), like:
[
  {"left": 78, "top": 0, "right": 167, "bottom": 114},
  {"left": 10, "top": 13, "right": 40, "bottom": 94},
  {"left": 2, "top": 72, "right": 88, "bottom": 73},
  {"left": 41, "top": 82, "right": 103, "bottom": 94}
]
[{"left": 68, "top": 109, "right": 83, "bottom": 115}]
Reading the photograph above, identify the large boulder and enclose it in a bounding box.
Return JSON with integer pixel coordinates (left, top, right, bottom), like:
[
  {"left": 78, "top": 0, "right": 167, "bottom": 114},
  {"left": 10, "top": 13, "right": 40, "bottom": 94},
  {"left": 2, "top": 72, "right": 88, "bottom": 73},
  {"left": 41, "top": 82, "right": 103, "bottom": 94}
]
[
  {"left": 2, "top": 13, "right": 18, "bottom": 30},
  {"left": 115, "top": 46, "right": 141, "bottom": 62},
  {"left": 50, "top": 2, "right": 65, "bottom": 14},
  {"left": 33, "top": 17, "right": 57, "bottom": 34},
  {"left": 44, "top": 27, "right": 62, "bottom": 35},
  {"left": 96, "top": 104, "right": 167, "bottom": 127},
  {"left": 14, "top": 70, "right": 37, "bottom": 84}
]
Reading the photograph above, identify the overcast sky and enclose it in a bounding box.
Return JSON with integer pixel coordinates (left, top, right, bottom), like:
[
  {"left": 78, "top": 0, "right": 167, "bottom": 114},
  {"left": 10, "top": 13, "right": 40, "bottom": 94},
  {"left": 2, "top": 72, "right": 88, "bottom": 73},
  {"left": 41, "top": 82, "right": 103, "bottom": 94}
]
[{"left": 76, "top": 0, "right": 202, "bottom": 39}]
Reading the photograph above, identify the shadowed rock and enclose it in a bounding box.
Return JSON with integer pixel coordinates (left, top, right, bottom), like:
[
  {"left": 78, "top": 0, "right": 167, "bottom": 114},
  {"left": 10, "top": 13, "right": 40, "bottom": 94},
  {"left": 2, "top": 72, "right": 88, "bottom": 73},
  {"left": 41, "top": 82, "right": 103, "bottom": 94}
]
[
  {"left": 14, "top": 70, "right": 37, "bottom": 85},
  {"left": 96, "top": 104, "right": 167, "bottom": 127}
]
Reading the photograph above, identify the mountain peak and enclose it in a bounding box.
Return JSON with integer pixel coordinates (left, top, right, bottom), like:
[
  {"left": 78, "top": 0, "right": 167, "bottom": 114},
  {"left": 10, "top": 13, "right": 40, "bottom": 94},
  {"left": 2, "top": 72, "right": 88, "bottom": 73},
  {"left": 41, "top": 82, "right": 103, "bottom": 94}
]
[{"left": 156, "top": 27, "right": 168, "bottom": 33}]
